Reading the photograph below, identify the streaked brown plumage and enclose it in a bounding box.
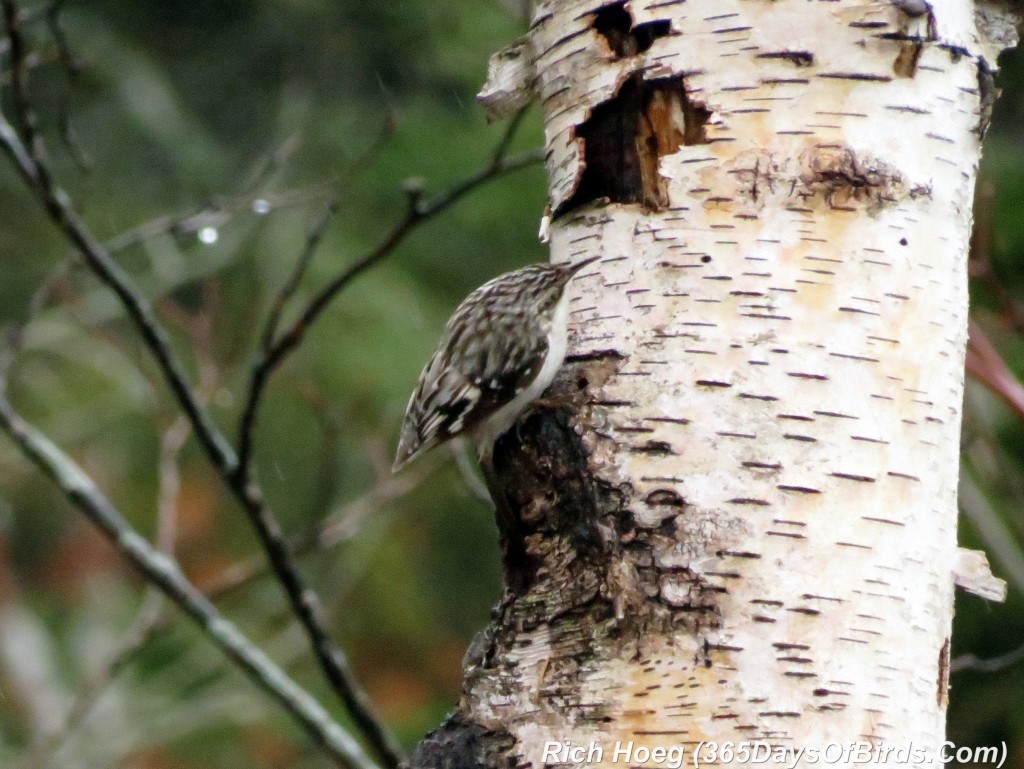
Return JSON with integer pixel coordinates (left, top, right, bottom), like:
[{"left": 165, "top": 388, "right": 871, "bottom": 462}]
[{"left": 393, "top": 257, "right": 597, "bottom": 472}]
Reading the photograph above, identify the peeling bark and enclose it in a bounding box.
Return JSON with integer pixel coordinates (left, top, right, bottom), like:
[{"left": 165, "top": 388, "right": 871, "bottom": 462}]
[{"left": 412, "top": 2, "right": 1018, "bottom": 768}]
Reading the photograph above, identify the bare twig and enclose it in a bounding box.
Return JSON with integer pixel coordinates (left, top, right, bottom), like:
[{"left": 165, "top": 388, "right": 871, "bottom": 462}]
[
  {"left": 2, "top": 18, "right": 538, "bottom": 763},
  {"left": 222, "top": 115, "right": 540, "bottom": 768},
  {"left": 235, "top": 112, "right": 391, "bottom": 209},
  {"left": 227, "top": 490, "right": 407, "bottom": 768},
  {"left": 39, "top": 0, "right": 91, "bottom": 171},
  {"left": 54, "top": 448, "right": 442, "bottom": 707},
  {"left": 233, "top": 203, "right": 340, "bottom": 477},
  {"left": 201, "top": 451, "right": 445, "bottom": 599},
  {"left": 273, "top": 143, "right": 541, "bottom": 378},
  {"left": 0, "top": 392, "right": 376, "bottom": 769},
  {"left": 0, "top": 119, "right": 239, "bottom": 486},
  {"left": 340, "top": 111, "right": 398, "bottom": 186},
  {"left": 19, "top": 312, "right": 231, "bottom": 769},
  {"left": 1, "top": 0, "right": 37, "bottom": 149},
  {"left": 43, "top": 1, "right": 77, "bottom": 78},
  {"left": 952, "top": 641, "right": 1024, "bottom": 674},
  {"left": 238, "top": 133, "right": 303, "bottom": 197},
  {"left": 262, "top": 203, "right": 340, "bottom": 355},
  {"left": 102, "top": 119, "right": 393, "bottom": 261},
  {"left": 958, "top": 468, "right": 1024, "bottom": 597},
  {"left": 0, "top": 260, "right": 71, "bottom": 385},
  {"left": 966, "top": 318, "right": 1024, "bottom": 423},
  {"left": 227, "top": 146, "right": 543, "bottom": 769},
  {"left": 103, "top": 183, "right": 335, "bottom": 255},
  {"left": 0, "top": 23, "right": 405, "bottom": 765},
  {"left": 490, "top": 104, "right": 530, "bottom": 167},
  {"left": 276, "top": 149, "right": 541, "bottom": 363},
  {"left": 16, "top": 606, "right": 159, "bottom": 769},
  {"left": 18, "top": 430, "right": 180, "bottom": 769}
]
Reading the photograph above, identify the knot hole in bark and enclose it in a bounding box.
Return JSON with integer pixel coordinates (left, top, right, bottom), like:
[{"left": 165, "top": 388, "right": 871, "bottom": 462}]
[
  {"left": 560, "top": 74, "right": 710, "bottom": 217},
  {"left": 593, "top": 2, "right": 671, "bottom": 58}
]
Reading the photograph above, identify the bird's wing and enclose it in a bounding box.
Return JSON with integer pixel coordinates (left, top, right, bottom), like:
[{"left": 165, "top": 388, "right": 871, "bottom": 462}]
[{"left": 393, "top": 306, "right": 547, "bottom": 470}]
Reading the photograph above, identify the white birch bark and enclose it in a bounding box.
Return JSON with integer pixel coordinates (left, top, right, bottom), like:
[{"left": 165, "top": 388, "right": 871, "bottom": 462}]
[{"left": 412, "top": 3, "right": 1017, "bottom": 768}]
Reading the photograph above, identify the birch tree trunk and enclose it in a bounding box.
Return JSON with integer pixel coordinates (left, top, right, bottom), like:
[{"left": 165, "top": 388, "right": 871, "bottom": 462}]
[{"left": 412, "top": 2, "right": 1017, "bottom": 767}]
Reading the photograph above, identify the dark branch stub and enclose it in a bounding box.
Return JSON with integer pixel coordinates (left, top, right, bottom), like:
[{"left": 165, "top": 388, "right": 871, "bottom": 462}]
[
  {"left": 593, "top": 2, "right": 671, "bottom": 58},
  {"left": 560, "top": 75, "right": 710, "bottom": 217},
  {"left": 553, "top": 6, "right": 705, "bottom": 217}
]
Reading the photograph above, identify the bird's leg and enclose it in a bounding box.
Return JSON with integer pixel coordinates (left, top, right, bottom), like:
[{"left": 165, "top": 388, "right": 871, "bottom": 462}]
[{"left": 449, "top": 439, "right": 493, "bottom": 507}]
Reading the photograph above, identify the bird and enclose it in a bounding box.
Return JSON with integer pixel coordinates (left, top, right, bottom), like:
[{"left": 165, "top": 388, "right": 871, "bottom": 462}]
[{"left": 393, "top": 256, "right": 598, "bottom": 473}]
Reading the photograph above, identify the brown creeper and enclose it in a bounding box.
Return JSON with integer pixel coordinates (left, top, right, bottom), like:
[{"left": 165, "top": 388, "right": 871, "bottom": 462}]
[{"left": 393, "top": 257, "right": 598, "bottom": 472}]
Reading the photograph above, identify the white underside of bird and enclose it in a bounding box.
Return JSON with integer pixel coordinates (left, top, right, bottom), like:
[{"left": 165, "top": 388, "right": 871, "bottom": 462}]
[{"left": 474, "top": 287, "right": 571, "bottom": 460}]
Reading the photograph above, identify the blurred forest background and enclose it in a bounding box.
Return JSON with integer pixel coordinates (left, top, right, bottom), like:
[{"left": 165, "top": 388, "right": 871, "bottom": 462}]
[{"left": 0, "top": 1, "right": 1022, "bottom": 767}]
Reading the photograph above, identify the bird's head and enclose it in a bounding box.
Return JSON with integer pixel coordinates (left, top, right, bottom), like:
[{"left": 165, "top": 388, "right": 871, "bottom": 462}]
[{"left": 522, "top": 255, "right": 601, "bottom": 322}]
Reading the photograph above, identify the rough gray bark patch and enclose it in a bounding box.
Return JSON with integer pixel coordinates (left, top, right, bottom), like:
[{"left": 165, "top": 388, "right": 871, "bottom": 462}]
[{"left": 407, "top": 713, "right": 516, "bottom": 769}]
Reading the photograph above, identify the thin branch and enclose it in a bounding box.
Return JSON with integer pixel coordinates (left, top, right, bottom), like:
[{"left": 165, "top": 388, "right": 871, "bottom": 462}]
[
  {"left": 2, "top": 21, "right": 535, "bottom": 763},
  {"left": 20, "top": 0, "right": 90, "bottom": 172},
  {"left": 0, "top": 111, "right": 239, "bottom": 489},
  {"left": 489, "top": 104, "right": 530, "bottom": 168},
  {"left": 262, "top": 203, "right": 340, "bottom": 354},
  {"left": 0, "top": 141, "right": 397, "bottom": 769},
  {"left": 201, "top": 451, "right": 444, "bottom": 599},
  {"left": 2, "top": 0, "right": 37, "bottom": 150},
  {"left": 958, "top": 468, "right": 1024, "bottom": 597},
  {"left": 43, "top": 1, "right": 77, "bottom": 78},
  {"left": 0, "top": 260, "right": 71, "bottom": 382},
  {"left": 219, "top": 119, "right": 541, "bottom": 763},
  {"left": 0, "top": 395, "right": 377, "bottom": 769},
  {"left": 952, "top": 641, "right": 1024, "bottom": 674},
  {"left": 103, "top": 183, "right": 334, "bottom": 254},
  {"left": 225, "top": 145, "right": 543, "bottom": 769},
  {"left": 232, "top": 203, "right": 341, "bottom": 477},
  {"left": 245, "top": 114, "right": 392, "bottom": 223},
  {"left": 340, "top": 110, "right": 398, "bottom": 186},
  {"left": 13, "top": 314, "right": 325, "bottom": 769},
  {"left": 966, "top": 318, "right": 1024, "bottom": 423},
  {"left": 238, "top": 133, "right": 303, "bottom": 198},
  {"left": 17, "top": 387, "right": 190, "bottom": 769},
  {"left": 277, "top": 148, "right": 542, "bottom": 366},
  {"left": 16, "top": 601, "right": 163, "bottom": 769},
  {"left": 87, "top": 448, "right": 441, "bottom": 692},
  {"left": 230, "top": 486, "right": 407, "bottom": 768},
  {"left": 0, "top": 27, "right": 405, "bottom": 763},
  {"left": 102, "top": 120, "right": 392, "bottom": 260}
]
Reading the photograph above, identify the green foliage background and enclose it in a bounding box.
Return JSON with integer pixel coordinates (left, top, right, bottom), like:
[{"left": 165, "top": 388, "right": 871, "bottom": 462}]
[{"left": 0, "top": 2, "right": 1021, "bottom": 767}]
